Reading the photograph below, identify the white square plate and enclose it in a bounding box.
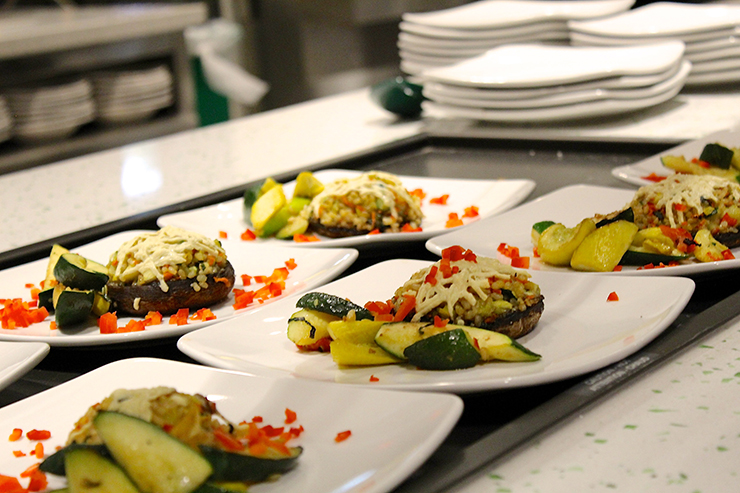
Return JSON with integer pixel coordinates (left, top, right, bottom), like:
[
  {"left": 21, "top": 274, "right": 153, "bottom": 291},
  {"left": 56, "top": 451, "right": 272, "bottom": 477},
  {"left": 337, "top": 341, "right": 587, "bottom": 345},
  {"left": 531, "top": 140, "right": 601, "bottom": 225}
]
[
  {"left": 419, "top": 42, "right": 685, "bottom": 88},
  {"left": 0, "top": 230, "right": 357, "bottom": 346},
  {"left": 401, "top": 0, "right": 634, "bottom": 30},
  {"left": 569, "top": 2, "right": 740, "bottom": 38},
  {"left": 157, "top": 169, "right": 535, "bottom": 248},
  {"left": 612, "top": 126, "right": 740, "bottom": 186},
  {"left": 0, "top": 358, "right": 463, "bottom": 493},
  {"left": 427, "top": 184, "right": 740, "bottom": 276},
  {"left": 178, "top": 258, "right": 694, "bottom": 394},
  {"left": 0, "top": 341, "right": 49, "bottom": 392}
]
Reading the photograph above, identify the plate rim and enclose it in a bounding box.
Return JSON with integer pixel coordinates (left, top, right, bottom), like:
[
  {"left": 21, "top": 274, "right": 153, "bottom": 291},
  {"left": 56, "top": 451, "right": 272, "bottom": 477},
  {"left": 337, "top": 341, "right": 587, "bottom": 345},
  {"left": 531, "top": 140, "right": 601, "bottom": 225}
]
[{"left": 177, "top": 257, "right": 695, "bottom": 394}]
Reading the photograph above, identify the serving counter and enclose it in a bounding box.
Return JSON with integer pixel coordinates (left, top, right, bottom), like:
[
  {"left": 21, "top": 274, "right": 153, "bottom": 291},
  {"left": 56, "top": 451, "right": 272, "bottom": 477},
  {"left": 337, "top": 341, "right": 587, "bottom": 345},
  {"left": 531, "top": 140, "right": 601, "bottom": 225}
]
[{"left": 2, "top": 86, "right": 740, "bottom": 492}]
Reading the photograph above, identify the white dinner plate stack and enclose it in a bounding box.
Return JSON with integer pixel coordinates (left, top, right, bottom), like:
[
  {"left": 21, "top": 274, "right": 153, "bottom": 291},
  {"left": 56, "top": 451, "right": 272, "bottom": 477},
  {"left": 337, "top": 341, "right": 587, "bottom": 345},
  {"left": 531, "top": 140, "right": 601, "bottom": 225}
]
[
  {"left": 0, "top": 96, "right": 12, "bottom": 144},
  {"left": 91, "top": 65, "right": 174, "bottom": 124},
  {"left": 569, "top": 2, "right": 740, "bottom": 87},
  {"left": 398, "top": 0, "right": 635, "bottom": 76},
  {"left": 418, "top": 40, "right": 690, "bottom": 123},
  {"left": 4, "top": 79, "right": 95, "bottom": 143}
]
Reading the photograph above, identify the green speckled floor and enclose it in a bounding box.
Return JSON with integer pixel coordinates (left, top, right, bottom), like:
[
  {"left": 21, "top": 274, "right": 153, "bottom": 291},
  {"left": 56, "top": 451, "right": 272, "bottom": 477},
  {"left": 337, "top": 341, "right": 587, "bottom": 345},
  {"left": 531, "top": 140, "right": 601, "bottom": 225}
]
[{"left": 452, "top": 317, "right": 740, "bottom": 492}]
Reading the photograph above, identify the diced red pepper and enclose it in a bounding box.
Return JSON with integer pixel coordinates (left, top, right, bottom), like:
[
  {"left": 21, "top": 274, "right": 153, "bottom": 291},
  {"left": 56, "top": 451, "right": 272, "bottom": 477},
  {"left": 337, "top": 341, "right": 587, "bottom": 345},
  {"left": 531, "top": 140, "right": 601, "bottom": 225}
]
[
  {"left": 401, "top": 223, "right": 422, "bottom": 233},
  {"left": 8, "top": 429, "right": 22, "bottom": 441},
  {"left": 445, "top": 213, "right": 463, "bottom": 228},
  {"left": 607, "top": 291, "right": 619, "bottom": 302},
  {"left": 369, "top": 375, "right": 379, "bottom": 382},
  {"left": 0, "top": 475, "right": 26, "bottom": 493},
  {"left": 294, "top": 234, "right": 320, "bottom": 242},
  {"left": 722, "top": 213, "right": 738, "bottom": 227},
  {"left": 218, "top": 231, "right": 228, "bottom": 239},
  {"left": 722, "top": 249, "right": 735, "bottom": 260},
  {"left": 463, "top": 205, "right": 479, "bottom": 218},
  {"left": 285, "top": 408, "right": 297, "bottom": 424},
  {"left": 511, "top": 256, "right": 530, "bottom": 268},
  {"left": 367, "top": 229, "right": 381, "bottom": 235},
  {"left": 241, "top": 229, "right": 256, "bottom": 241},
  {"left": 433, "top": 316, "right": 448, "bottom": 328},
  {"left": 168, "top": 308, "right": 190, "bottom": 326},
  {"left": 25, "top": 430, "right": 50, "bottom": 441},
  {"left": 424, "top": 265, "right": 438, "bottom": 286},
  {"left": 144, "top": 311, "right": 163, "bottom": 326},
  {"left": 641, "top": 172, "right": 667, "bottom": 182},
  {"left": 393, "top": 295, "right": 416, "bottom": 322},
  {"left": 429, "top": 194, "right": 449, "bottom": 205},
  {"left": 98, "top": 312, "right": 118, "bottom": 334},
  {"left": 285, "top": 258, "right": 297, "bottom": 270},
  {"left": 334, "top": 430, "right": 352, "bottom": 442}
]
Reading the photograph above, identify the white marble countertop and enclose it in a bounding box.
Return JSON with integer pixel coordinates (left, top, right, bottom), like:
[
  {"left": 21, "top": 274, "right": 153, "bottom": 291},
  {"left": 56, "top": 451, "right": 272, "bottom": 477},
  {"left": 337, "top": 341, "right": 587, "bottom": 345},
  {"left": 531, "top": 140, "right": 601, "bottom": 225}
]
[
  {"left": 451, "top": 312, "right": 740, "bottom": 493},
  {"left": 0, "top": 88, "right": 422, "bottom": 256}
]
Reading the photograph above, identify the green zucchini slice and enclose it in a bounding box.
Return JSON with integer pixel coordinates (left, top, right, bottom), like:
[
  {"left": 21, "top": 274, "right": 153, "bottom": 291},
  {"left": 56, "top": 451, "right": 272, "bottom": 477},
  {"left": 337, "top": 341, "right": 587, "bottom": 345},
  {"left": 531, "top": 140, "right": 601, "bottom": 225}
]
[
  {"left": 287, "top": 309, "right": 338, "bottom": 347},
  {"left": 53, "top": 253, "right": 109, "bottom": 291},
  {"left": 404, "top": 328, "right": 481, "bottom": 370},
  {"left": 40, "top": 444, "right": 110, "bottom": 476},
  {"left": 200, "top": 445, "right": 301, "bottom": 483},
  {"left": 700, "top": 143, "right": 734, "bottom": 169},
  {"left": 595, "top": 208, "right": 634, "bottom": 228},
  {"left": 37, "top": 287, "right": 55, "bottom": 312},
  {"left": 93, "top": 411, "right": 213, "bottom": 493},
  {"left": 65, "top": 447, "right": 140, "bottom": 493},
  {"left": 295, "top": 292, "right": 373, "bottom": 320},
  {"left": 374, "top": 322, "right": 442, "bottom": 359},
  {"left": 54, "top": 289, "right": 95, "bottom": 329},
  {"left": 44, "top": 244, "right": 70, "bottom": 287},
  {"left": 620, "top": 248, "right": 689, "bottom": 266}
]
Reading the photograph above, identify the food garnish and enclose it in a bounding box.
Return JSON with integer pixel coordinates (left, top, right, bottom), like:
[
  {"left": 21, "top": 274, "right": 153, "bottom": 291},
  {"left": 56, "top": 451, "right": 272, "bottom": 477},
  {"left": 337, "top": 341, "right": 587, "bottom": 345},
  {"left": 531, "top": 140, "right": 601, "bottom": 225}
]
[
  {"left": 34, "top": 388, "right": 302, "bottom": 493},
  {"left": 286, "top": 246, "right": 542, "bottom": 371},
  {"left": 530, "top": 174, "right": 739, "bottom": 271},
  {"left": 660, "top": 142, "right": 740, "bottom": 182},
  {"left": 244, "top": 171, "right": 478, "bottom": 240}
]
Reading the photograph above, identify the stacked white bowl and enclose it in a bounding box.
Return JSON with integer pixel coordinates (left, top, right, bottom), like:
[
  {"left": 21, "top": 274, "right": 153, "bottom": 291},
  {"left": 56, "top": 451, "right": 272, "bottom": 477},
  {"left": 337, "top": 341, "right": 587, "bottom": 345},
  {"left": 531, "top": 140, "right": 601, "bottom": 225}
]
[
  {"left": 398, "top": 0, "right": 635, "bottom": 76},
  {"left": 419, "top": 40, "right": 690, "bottom": 123},
  {"left": 4, "top": 79, "right": 95, "bottom": 143},
  {"left": 569, "top": 2, "right": 740, "bottom": 87},
  {"left": 0, "top": 96, "right": 12, "bottom": 144},
  {"left": 91, "top": 64, "right": 174, "bottom": 124}
]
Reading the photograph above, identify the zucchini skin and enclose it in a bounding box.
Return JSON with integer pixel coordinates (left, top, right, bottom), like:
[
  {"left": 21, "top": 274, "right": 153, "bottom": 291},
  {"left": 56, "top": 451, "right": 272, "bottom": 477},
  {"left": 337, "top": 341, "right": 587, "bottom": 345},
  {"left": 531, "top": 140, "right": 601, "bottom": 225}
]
[
  {"left": 40, "top": 444, "right": 110, "bottom": 476},
  {"left": 54, "top": 253, "right": 109, "bottom": 291},
  {"left": 106, "top": 262, "right": 235, "bottom": 315},
  {"left": 200, "top": 446, "right": 302, "bottom": 482},
  {"left": 295, "top": 292, "right": 373, "bottom": 320}
]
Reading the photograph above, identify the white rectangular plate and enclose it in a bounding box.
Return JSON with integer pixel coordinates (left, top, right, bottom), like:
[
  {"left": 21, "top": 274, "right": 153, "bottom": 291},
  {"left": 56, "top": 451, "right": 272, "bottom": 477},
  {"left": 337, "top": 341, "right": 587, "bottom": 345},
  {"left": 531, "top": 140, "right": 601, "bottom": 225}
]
[
  {"left": 0, "top": 358, "right": 462, "bottom": 493},
  {"left": 612, "top": 126, "right": 740, "bottom": 186},
  {"left": 0, "top": 341, "right": 49, "bottom": 392},
  {"left": 427, "top": 184, "right": 740, "bottom": 276},
  {"left": 0, "top": 230, "right": 357, "bottom": 346},
  {"left": 178, "top": 258, "right": 694, "bottom": 394},
  {"left": 156, "top": 169, "right": 535, "bottom": 248}
]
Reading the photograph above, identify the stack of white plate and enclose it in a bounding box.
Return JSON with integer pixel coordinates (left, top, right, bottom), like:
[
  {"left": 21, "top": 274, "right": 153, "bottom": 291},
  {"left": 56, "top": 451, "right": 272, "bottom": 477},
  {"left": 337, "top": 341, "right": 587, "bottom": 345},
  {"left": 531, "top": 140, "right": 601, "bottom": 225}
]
[
  {"left": 419, "top": 41, "right": 690, "bottom": 123},
  {"left": 570, "top": 2, "right": 740, "bottom": 87},
  {"left": 91, "top": 65, "right": 174, "bottom": 124},
  {"left": 0, "top": 96, "right": 12, "bottom": 144},
  {"left": 4, "top": 79, "right": 95, "bottom": 143},
  {"left": 398, "top": 0, "right": 635, "bottom": 76}
]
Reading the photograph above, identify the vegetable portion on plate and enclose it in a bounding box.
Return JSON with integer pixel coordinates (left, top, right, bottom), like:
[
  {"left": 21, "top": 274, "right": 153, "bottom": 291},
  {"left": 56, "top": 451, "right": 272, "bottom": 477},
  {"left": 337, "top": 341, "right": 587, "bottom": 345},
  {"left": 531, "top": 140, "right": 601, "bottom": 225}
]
[
  {"left": 531, "top": 174, "right": 738, "bottom": 271},
  {"left": 659, "top": 142, "right": 740, "bottom": 182},
  {"left": 39, "top": 387, "right": 302, "bottom": 493},
  {"left": 244, "top": 170, "right": 424, "bottom": 240},
  {"left": 287, "top": 246, "right": 542, "bottom": 370}
]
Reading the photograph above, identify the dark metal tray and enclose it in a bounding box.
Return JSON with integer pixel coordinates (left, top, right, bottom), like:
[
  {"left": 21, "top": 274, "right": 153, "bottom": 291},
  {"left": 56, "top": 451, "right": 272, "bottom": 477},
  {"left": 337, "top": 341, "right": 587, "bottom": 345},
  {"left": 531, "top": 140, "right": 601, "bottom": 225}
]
[{"left": 3, "top": 135, "right": 739, "bottom": 493}]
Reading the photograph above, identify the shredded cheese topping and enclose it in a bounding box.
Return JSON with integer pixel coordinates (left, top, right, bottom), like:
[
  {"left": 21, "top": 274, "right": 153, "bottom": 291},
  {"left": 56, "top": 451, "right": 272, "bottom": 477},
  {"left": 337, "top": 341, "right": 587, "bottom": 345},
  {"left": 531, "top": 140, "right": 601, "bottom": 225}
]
[
  {"left": 304, "top": 171, "right": 423, "bottom": 220},
  {"left": 108, "top": 226, "right": 227, "bottom": 292},
  {"left": 397, "top": 257, "right": 530, "bottom": 322},
  {"left": 631, "top": 174, "right": 740, "bottom": 228}
]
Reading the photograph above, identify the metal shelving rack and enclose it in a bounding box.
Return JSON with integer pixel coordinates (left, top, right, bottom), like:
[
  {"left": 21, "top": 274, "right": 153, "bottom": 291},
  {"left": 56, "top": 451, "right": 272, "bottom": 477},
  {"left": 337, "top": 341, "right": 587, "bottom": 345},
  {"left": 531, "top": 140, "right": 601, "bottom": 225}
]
[{"left": 0, "top": 3, "right": 207, "bottom": 174}]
